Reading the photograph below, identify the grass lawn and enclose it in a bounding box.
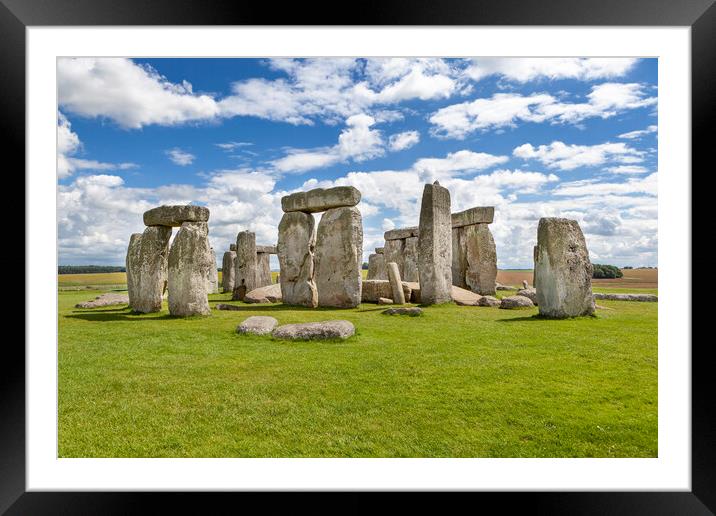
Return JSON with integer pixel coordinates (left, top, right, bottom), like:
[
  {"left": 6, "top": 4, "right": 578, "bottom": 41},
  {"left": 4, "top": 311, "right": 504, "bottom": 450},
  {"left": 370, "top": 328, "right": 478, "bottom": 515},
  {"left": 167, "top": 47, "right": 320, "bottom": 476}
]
[{"left": 58, "top": 286, "right": 657, "bottom": 458}]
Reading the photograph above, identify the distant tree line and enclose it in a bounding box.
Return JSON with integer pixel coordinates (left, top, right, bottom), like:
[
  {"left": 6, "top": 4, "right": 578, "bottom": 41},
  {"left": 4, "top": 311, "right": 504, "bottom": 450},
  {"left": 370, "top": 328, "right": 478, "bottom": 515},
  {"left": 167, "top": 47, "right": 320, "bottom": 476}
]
[
  {"left": 592, "top": 264, "right": 623, "bottom": 279},
  {"left": 58, "top": 265, "right": 126, "bottom": 274}
]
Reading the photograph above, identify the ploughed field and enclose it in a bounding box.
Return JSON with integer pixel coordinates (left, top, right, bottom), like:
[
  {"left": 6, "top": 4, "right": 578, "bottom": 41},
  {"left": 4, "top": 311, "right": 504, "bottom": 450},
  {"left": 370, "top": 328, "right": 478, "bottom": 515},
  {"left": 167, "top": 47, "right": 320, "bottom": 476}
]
[
  {"left": 497, "top": 268, "right": 658, "bottom": 291},
  {"left": 58, "top": 273, "right": 657, "bottom": 458}
]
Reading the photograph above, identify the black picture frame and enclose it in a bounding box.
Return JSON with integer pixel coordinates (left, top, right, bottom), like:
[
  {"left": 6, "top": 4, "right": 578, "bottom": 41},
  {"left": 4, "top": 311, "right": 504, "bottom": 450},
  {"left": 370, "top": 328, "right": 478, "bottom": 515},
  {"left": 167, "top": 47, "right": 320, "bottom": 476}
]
[{"left": 4, "top": 0, "right": 710, "bottom": 512}]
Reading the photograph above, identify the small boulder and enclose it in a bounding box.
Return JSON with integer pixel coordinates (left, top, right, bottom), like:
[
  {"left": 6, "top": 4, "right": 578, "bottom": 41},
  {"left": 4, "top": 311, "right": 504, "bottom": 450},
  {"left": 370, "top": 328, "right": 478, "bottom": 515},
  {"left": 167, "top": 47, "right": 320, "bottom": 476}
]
[
  {"left": 495, "top": 282, "right": 515, "bottom": 291},
  {"left": 516, "top": 288, "right": 538, "bottom": 305},
  {"left": 237, "top": 316, "right": 279, "bottom": 335},
  {"left": 245, "top": 283, "right": 282, "bottom": 304},
  {"left": 75, "top": 292, "right": 129, "bottom": 308},
  {"left": 378, "top": 297, "right": 393, "bottom": 305},
  {"left": 451, "top": 285, "right": 482, "bottom": 306},
  {"left": 500, "top": 295, "right": 535, "bottom": 309},
  {"left": 272, "top": 320, "right": 356, "bottom": 340},
  {"left": 216, "top": 303, "right": 242, "bottom": 311},
  {"left": 382, "top": 307, "right": 423, "bottom": 316},
  {"left": 477, "top": 295, "right": 501, "bottom": 307}
]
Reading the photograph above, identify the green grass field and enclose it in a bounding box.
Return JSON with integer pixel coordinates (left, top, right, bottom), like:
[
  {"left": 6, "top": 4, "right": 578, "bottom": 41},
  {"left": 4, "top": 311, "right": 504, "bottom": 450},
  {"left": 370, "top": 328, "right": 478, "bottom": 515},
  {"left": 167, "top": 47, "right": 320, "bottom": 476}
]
[{"left": 58, "top": 279, "right": 658, "bottom": 458}]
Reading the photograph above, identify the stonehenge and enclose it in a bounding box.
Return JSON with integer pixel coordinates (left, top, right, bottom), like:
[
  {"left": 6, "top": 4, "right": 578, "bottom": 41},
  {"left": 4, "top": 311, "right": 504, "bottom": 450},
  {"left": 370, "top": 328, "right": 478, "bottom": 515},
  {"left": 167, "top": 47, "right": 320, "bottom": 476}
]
[
  {"left": 533, "top": 217, "right": 595, "bottom": 318},
  {"left": 227, "top": 236, "right": 277, "bottom": 299},
  {"left": 386, "top": 261, "right": 406, "bottom": 304},
  {"left": 222, "top": 249, "right": 236, "bottom": 293},
  {"left": 380, "top": 227, "right": 419, "bottom": 282},
  {"left": 126, "top": 205, "right": 213, "bottom": 316},
  {"left": 366, "top": 251, "right": 387, "bottom": 280},
  {"left": 451, "top": 207, "right": 497, "bottom": 296},
  {"left": 278, "top": 186, "right": 363, "bottom": 308},
  {"left": 208, "top": 248, "right": 219, "bottom": 294},
  {"left": 417, "top": 182, "right": 453, "bottom": 304}
]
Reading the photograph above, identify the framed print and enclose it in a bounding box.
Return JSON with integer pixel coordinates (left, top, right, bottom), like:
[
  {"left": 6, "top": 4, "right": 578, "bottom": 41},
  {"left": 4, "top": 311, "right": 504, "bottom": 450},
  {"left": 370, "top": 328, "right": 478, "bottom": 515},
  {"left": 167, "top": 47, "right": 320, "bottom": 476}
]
[{"left": 5, "top": 0, "right": 712, "bottom": 512}]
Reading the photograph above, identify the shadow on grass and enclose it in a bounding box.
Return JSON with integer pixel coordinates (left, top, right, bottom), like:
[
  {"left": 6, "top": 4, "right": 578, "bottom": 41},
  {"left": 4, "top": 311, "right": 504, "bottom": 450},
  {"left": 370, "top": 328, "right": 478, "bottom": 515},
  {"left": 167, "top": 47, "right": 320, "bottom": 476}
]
[
  {"left": 66, "top": 311, "right": 178, "bottom": 322},
  {"left": 214, "top": 303, "right": 344, "bottom": 313},
  {"left": 497, "top": 313, "right": 598, "bottom": 323}
]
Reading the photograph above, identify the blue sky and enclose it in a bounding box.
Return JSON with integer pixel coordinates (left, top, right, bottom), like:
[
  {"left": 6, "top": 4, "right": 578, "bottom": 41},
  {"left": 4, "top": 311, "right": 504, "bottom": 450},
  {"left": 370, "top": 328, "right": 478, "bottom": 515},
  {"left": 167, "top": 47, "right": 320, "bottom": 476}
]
[{"left": 57, "top": 57, "right": 657, "bottom": 268}]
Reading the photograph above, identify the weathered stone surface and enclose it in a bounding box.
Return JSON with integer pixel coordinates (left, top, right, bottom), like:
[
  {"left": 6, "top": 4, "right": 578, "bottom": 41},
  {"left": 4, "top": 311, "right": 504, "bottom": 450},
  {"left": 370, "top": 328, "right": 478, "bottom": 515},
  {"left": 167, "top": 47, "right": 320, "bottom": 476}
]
[
  {"left": 256, "top": 252, "right": 272, "bottom": 288},
  {"left": 229, "top": 243, "right": 236, "bottom": 251},
  {"left": 256, "top": 245, "right": 277, "bottom": 254},
  {"left": 245, "top": 283, "right": 282, "bottom": 304},
  {"left": 272, "top": 320, "right": 356, "bottom": 340},
  {"left": 384, "top": 226, "right": 418, "bottom": 241},
  {"left": 452, "top": 285, "right": 482, "bottom": 306},
  {"left": 383, "top": 239, "right": 405, "bottom": 279},
  {"left": 281, "top": 186, "right": 361, "bottom": 213},
  {"left": 366, "top": 253, "right": 387, "bottom": 280},
  {"left": 500, "top": 295, "right": 535, "bottom": 309},
  {"left": 76, "top": 292, "right": 129, "bottom": 308},
  {"left": 403, "top": 281, "right": 421, "bottom": 303},
  {"left": 477, "top": 295, "right": 501, "bottom": 307},
  {"left": 378, "top": 297, "right": 393, "bottom": 305},
  {"left": 403, "top": 236, "right": 419, "bottom": 282},
  {"left": 387, "top": 261, "right": 406, "bottom": 304},
  {"left": 216, "top": 303, "right": 242, "bottom": 311},
  {"left": 517, "top": 287, "right": 538, "bottom": 304},
  {"left": 143, "top": 204, "right": 209, "bottom": 227},
  {"left": 451, "top": 206, "right": 494, "bottom": 228},
  {"left": 277, "top": 211, "right": 318, "bottom": 307},
  {"left": 314, "top": 206, "right": 363, "bottom": 308},
  {"left": 534, "top": 218, "right": 595, "bottom": 318},
  {"left": 222, "top": 250, "right": 236, "bottom": 293},
  {"left": 593, "top": 293, "right": 658, "bottom": 302},
  {"left": 382, "top": 307, "right": 423, "bottom": 316},
  {"left": 361, "top": 279, "right": 412, "bottom": 303},
  {"left": 208, "top": 248, "right": 219, "bottom": 294},
  {"left": 375, "top": 247, "right": 384, "bottom": 254},
  {"left": 132, "top": 225, "right": 172, "bottom": 313},
  {"left": 236, "top": 316, "right": 278, "bottom": 335},
  {"left": 167, "top": 222, "right": 212, "bottom": 316},
  {"left": 452, "top": 224, "right": 497, "bottom": 295},
  {"left": 125, "top": 233, "right": 143, "bottom": 309},
  {"left": 417, "top": 182, "right": 453, "bottom": 304},
  {"left": 233, "top": 231, "right": 258, "bottom": 301},
  {"left": 522, "top": 280, "right": 529, "bottom": 289}
]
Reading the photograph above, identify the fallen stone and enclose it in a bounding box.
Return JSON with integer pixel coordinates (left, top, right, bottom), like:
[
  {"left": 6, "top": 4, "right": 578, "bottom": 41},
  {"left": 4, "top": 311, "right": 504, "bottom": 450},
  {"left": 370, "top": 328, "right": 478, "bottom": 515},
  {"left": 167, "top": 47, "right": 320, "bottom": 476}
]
[
  {"left": 452, "top": 285, "right": 482, "bottom": 306},
  {"left": 272, "top": 320, "right": 356, "bottom": 340},
  {"left": 133, "top": 225, "right": 172, "bottom": 313},
  {"left": 366, "top": 253, "right": 387, "bottom": 280},
  {"left": 143, "top": 205, "right": 209, "bottom": 227},
  {"left": 75, "top": 292, "right": 129, "bottom": 308},
  {"left": 222, "top": 250, "right": 237, "bottom": 293},
  {"left": 534, "top": 217, "right": 595, "bottom": 318},
  {"left": 378, "top": 297, "right": 393, "bottom": 305},
  {"left": 384, "top": 226, "right": 418, "bottom": 241},
  {"left": 277, "top": 211, "right": 318, "bottom": 307},
  {"left": 500, "top": 295, "right": 535, "bottom": 309},
  {"left": 281, "top": 186, "right": 361, "bottom": 213},
  {"left": 382, "top": 307, "right": 423, "bottom": 316},
  {"left": 244, "top": 283, "right": 282, "bottom": 304},
  {"left": 451, "top": 206, "right": 494, "bottom": 228},
  {"left": 495, "top": 282, "right": 516, "bottom": 291},
  {"left": 215, "top": 303, "right": 242, "bottom": 311},
  {"left": 418, "top": 182, "right": 453, "bottom": 304},
  {"left": 236, "top": 316, "right": 278, "bottom": 336},
  {"left": 361, "top": 279, "right": 412, "bottom": 303},
  {"left": 517, "top": 287, "right": 538, "bottom": 305},
  {"left": 314, "top": 206, "right": 363, "bottom": 308},
  {"left": 168, "top": 221, "right": 213, "bottom": 316},
  {"left": 233, "top": 230, "right": 258, "bottom": 301},
  {"left": 593, "top": 293, "right": 658, "bottom": 302},
  {"left": 477, "top": 295, "right": 501, "bottom": 307},
  {"left": 403, "top": 236, "right": 419, "bottom": 282}
]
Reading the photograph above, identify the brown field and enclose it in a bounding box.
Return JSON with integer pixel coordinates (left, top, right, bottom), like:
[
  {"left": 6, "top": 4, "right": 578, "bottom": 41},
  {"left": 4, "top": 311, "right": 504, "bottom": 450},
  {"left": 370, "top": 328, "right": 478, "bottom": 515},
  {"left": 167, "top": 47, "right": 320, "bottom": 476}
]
[{"left": 497, "top": 268, "right": 657, "bottom": 290}]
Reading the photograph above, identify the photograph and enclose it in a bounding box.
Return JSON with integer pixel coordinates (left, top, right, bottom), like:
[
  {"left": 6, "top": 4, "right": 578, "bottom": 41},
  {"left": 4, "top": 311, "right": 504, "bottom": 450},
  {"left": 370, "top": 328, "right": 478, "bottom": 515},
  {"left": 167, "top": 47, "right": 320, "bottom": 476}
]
[{"left": 56, "top": 56, "right": 660, "bottom": 459}]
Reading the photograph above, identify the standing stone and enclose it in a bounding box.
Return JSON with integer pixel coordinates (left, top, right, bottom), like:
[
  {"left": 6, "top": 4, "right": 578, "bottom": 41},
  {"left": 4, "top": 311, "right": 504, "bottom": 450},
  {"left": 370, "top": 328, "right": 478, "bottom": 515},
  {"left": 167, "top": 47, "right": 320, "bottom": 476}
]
[
  {"left": 167, "top": 221, "right": 212, "bottom": 316},
  {"left": 208, "top": 248, "right": 219, "bottom": 294},
  {"left": 463, "top": 224, "right": 497, "bottom": 296},
  {"left": 230, "top": 243, "right": 237, "bottom": 252},
  {"left": 256, "top": 252, "right": 272, "bottom": 288},
  {"left": 233, "top": 231, "right": 257, "bottom": 301},
  {"left": 367, "top": 253, "right": 387, "bottom": 280},
  {"left": 383, "top": 239, "right": 405, "bottom": 278},
  {"left": 132, "top": 226, "right": 172, "bottom": 313},
  {"left": 314, "top": 206, "right": 363, "bottom": 308},
  {"left": 403, "top": 236, "right": 419, "bottom": 282},
  {"left": 222, "top": 250, "right": 236, "bottom": 293},
  {"left": 277, "top": 211, "right": 318, "bottom": 307},
  {"left": 386, "top": 261, "right": 406, "bottom": 304},
  {"left": 125, "top": 233, "right": 143, "bottom": 310},
  {"left": 375, "top": 247, "right": 384, "bottom": 254},
  {"left": 534, "top": 217, "right": 595, "bottom": 318},
  {"left": 451, "top": 227, "right": 467, "bottom": 289},
  {"left": 417, "top": 182, "right": 452, "bottom": 304}
]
